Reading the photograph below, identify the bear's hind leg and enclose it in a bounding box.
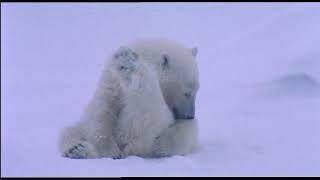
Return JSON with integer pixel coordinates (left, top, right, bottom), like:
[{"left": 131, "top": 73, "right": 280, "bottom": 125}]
[
  {"left": 112, "top": 46, "right": 140, "bottom": 81},
  {"left": 111, "top": 46, "right": 176, "bottom": 157},
  {"left": 58, "top": 125, "right": 99, "bottom": 159}
]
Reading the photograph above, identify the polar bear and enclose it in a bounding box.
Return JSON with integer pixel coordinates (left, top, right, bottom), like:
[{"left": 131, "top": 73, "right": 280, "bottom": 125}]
[{"left": 58, "top": 38, "right": 199, "bottom": 159}]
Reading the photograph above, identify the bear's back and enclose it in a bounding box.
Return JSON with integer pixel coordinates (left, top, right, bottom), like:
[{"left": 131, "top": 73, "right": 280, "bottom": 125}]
[{"left": 126, "top": 38, "right": 194, "bottom": 66}]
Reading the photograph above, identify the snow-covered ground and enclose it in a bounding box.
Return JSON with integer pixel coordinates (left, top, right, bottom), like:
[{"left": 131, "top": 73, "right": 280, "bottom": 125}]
[{"left": 1, "top": 3, "right": 320, "bottom": 177}]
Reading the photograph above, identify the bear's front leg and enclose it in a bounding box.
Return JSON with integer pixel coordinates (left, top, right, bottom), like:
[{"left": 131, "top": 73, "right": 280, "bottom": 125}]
[{"left": 152, "top": 119, "right": 199, "bottom": 157}]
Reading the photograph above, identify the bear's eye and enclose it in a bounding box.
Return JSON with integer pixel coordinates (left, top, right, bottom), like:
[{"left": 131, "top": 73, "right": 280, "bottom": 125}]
[
  {"left": 184, "top": 93, "right": 192, "bottom": 98},
  {"left": 118, "top": 66, "right": 128, "bottom": 71}
]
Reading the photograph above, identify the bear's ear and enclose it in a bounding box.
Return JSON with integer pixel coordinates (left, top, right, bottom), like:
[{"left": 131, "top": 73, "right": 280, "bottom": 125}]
[
  {"left": 161, "top": 54, "right": 170, "bottom": 70},
  {"left": 190, "top": 47, "right": 198, "bottom": 58}
]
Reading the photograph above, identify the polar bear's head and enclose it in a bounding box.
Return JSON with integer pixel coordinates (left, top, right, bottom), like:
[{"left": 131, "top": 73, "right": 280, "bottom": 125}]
[
  {"left": 128, "top": 39, "right": 199, "bottom": 120},
  {"left": 158, "top": 46, "right": 199, "bottom": 120}
]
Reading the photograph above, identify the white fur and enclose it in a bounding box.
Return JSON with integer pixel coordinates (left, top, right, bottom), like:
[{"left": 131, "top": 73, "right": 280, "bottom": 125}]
[{"left": 58, "top": 38, "right": 199, "bottom": 159}]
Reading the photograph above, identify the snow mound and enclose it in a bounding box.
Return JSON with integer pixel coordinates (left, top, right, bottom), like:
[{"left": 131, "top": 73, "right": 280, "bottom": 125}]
[{"left": 261, "top": 72, "right": 320, "bottom": 98}]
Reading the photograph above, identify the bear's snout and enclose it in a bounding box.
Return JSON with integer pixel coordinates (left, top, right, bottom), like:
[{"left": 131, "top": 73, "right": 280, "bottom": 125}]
[{"left": 172, "top": 97, "right": 195, "bottom": 120}]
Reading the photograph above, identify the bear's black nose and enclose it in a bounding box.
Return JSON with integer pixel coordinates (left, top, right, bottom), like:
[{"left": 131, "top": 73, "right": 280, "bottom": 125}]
[
  {"left": 172, "top": 107, "right": 195, "bottom": 120},
  {"left": 184, "top": 115, "right": 194, "bottom": 120}
]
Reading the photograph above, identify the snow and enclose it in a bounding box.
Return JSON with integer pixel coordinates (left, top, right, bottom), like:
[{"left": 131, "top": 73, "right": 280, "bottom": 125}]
[{"left": 1, "top": 3, "right": 320, "bottom": 177}]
